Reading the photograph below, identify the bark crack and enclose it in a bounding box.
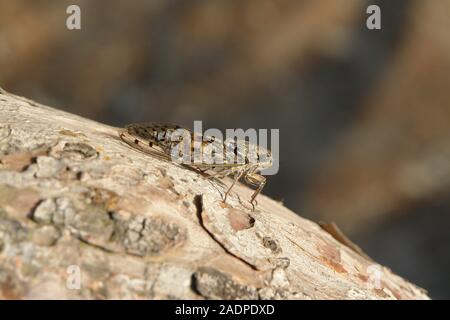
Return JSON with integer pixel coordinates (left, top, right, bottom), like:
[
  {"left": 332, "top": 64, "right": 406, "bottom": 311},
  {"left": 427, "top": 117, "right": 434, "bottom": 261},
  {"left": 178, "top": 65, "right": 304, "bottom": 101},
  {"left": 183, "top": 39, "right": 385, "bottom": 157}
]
[{"left": 193, "top": 194, "right": 258, "bottom": 271}]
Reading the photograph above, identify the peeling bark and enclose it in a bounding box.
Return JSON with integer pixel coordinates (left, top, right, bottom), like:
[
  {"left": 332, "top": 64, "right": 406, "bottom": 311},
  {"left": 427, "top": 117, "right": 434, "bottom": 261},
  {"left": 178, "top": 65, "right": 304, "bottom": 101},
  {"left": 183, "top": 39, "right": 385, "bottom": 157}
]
[{"left": 0, "top": 89, "right": 429, "bottom": 299}]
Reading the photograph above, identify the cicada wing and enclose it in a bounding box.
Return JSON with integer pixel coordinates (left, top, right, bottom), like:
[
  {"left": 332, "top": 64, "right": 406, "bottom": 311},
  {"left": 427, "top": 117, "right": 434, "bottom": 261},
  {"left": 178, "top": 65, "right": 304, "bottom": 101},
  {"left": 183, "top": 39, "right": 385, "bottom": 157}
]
[{"left": 119, "top": 129, "right": 173, "bottom": 162}]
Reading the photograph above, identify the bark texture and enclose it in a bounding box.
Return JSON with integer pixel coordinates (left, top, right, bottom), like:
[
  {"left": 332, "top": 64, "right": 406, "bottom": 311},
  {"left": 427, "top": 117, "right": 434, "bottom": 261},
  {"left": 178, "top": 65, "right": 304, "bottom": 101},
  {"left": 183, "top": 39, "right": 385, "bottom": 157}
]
[{"left": 0, "top": 89, "right": 429, "bottom": 299}]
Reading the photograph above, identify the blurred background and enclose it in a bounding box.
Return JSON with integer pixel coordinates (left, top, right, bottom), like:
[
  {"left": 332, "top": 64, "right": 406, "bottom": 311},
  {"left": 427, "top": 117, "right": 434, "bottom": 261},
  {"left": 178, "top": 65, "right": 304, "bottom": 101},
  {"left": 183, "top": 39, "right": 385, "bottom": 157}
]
[{"left": 1, "top": 0, "right": 449, "bottom": 298}]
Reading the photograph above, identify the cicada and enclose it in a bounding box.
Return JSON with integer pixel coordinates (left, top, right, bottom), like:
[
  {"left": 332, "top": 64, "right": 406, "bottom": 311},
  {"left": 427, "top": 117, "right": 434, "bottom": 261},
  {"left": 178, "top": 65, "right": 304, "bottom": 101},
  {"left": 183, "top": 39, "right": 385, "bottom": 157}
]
[{"left": 119, "top": 123, "right": 272, "bottom": 209}]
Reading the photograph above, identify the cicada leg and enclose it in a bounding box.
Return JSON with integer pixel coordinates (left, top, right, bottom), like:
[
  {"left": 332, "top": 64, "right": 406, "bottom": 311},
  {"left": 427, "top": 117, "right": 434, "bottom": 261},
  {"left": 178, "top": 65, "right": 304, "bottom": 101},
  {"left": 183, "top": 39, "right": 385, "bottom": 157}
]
[
  {"left": 223, "top": 168, "right": 246, "bottom": 203},
  {"left": 244, "top": 173, "right": 266, "bottom": 211}
]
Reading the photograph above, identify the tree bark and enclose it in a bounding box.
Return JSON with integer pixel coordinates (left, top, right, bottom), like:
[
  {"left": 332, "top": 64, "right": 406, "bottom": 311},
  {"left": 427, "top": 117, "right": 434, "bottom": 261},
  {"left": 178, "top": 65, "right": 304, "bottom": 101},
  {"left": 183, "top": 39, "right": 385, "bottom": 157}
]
[{"left": 0, "top": 88, "right": 429, "bottom": 299}]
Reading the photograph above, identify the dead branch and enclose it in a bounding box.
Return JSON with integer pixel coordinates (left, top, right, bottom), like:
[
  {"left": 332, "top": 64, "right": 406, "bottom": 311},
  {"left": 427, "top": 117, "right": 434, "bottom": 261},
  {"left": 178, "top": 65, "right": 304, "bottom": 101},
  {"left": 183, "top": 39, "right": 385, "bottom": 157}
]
[{"left": 0, "top": 89, "right": 428, "bottom": 299}]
